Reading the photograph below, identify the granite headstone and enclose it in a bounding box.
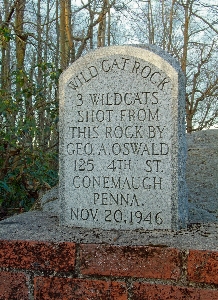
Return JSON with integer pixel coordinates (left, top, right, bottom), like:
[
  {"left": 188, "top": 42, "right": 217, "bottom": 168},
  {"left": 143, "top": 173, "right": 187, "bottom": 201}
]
[{"left": 59, "top": 45, "right": 187, "bottom": 230}]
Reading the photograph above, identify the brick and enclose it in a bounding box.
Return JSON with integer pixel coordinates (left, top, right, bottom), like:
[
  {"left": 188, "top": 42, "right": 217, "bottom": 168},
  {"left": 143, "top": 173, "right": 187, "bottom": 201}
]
[
  {"left": 188, "top": 250, "right": 218, "bottom": 284},
  {"left": 0, "top": 271, "right": 29, "bottom": 300},
  {"left": 0, "top": 240, "right": 75, "bottom": 272},
  {"left": 34, "top": 277, "right": 127, "bottom": 300},
  {"left": 132, "top": 282, "right": 218, "bottom": 300},
  {"left": 80, "top": 244, "right": 181, "bottom": 280}
]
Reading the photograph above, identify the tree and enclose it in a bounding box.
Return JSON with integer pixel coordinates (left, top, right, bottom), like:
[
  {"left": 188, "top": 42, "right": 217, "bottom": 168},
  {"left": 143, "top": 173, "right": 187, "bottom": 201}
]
[
  {"left": 124, "top": 0, "right": 218, "bottom": 132},
  {"left": 0, "top": 0, "right": 60, "bottom": 211},
  {"left": 0, "top": 0, "right": 217, "bottom": 213},
  {"left": 0, "top": 0, "right": 119, "bottom": 211}
]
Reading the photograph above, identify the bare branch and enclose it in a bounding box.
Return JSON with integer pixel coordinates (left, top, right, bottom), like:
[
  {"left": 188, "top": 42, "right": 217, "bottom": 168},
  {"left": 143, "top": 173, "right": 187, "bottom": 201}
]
[{"left": 192, "top": 11, "right": 218, "bottom": 35}]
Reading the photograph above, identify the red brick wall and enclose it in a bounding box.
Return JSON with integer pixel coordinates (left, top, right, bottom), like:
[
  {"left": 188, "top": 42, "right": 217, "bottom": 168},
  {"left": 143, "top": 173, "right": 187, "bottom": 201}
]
[{"left": 0, "top": 240, "right": 218, "bottom": 299}]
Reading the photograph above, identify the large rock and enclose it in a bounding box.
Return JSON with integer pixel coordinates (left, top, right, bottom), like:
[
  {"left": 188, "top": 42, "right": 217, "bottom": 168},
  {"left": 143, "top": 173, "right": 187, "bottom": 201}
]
[{"left": 59, "top": 45, "right": 187, "bottom": 230}]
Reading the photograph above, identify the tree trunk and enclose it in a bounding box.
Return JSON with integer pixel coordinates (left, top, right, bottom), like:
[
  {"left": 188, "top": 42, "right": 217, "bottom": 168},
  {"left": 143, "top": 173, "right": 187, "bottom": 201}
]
[
  {"left": 60, "top": 0, "right": 75, "bottom": 69},
  {"left": 147, "top": 0, "right": 154, "bottom": 44},
  {"left": 107, "top": 0, "right": 111, "bottom": 46},
  {"left": 15, "top": 0, "right": 27, "bottom": 71},
  {"left": 167, "top": 0, "right": 176, "bottom": 53},
  {"left": 186, "top": 107, "right": 194, "bottom": 133},
  {"left": 65, "top": 0, "right": 75, "bottom": 63},
  {"left": 181, "top": 0, "right": 194, "bottom": 132},
  {"left": 60, "top": 0, "right": 66, "bottom": 69},
  {"left": 88, "top": 0, "right": 95, "bottom": 49},
  {"left": 55, "top": 0, "right": 60, "bottom": 70},
  {"left": 97, "top": 0, "right": 107, "bottom": 47}
]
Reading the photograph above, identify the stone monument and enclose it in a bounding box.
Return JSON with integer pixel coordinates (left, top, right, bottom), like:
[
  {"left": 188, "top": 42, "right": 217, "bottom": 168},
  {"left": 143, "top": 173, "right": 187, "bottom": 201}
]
[{"left": 59, "top": 45, "right": 187, "bottom": 230}]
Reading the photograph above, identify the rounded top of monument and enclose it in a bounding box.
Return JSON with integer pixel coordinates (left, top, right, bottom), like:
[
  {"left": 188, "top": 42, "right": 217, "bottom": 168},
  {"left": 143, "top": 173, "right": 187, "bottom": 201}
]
[{"left": 59, "top": 45, "right": 184, "bottom": 84}]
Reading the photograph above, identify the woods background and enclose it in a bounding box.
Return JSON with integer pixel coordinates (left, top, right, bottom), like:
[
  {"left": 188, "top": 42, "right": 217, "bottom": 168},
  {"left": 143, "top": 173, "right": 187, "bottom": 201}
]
[{"left": 0, "top": 0, "right": 217, "bottom": 213}]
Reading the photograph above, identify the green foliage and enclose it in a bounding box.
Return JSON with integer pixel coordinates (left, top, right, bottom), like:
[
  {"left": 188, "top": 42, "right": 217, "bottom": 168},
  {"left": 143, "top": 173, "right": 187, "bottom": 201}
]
[
  {"left": 0, "top": 64, "right": 59, "bottom": 213},
  {"left": 0, "top": 145, "right": 58, "bottom": 211},
  {"left": 0, "top": 26, "right": 13, "bottom": 47}
]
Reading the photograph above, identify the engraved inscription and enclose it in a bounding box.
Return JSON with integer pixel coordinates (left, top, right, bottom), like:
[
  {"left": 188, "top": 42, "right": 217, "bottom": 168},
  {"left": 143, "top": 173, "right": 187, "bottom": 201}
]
[
  {"left": 70, "top": 207, "right": 163, "bottom": 226},
  {"left": 68, "top": 57, "right": 170, "bottom": 91},
  {"left": 62, "top": 53, "right": 175, "bottom": 230}
]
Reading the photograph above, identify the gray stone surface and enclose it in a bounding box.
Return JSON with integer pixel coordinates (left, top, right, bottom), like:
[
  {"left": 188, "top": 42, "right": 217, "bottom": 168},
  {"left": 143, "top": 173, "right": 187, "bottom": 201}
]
[
  {"left": 59, "top": 45, "right": 187, "bottom": 230},
  {"left": 0, "top": 211, "right": 218, "bottom": 251},
  {"left": 41, "top": 185, "right": 60, "bottom": 216},
  {"left": 187, "top": 129, "right": 218, "bottom": 223}
]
